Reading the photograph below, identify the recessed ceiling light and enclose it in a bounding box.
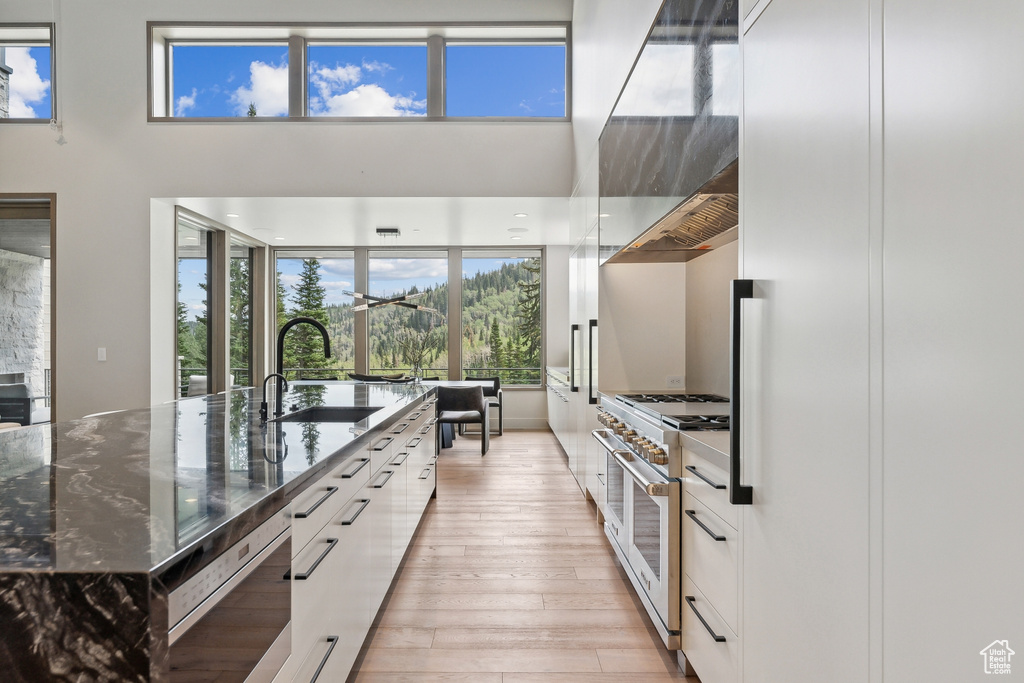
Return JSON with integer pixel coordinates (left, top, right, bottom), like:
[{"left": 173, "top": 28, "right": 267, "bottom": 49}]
[
  {"left": 511, "top": 236, "right": 522, "bottom": 241},
  {"left": 508, "top": 227, "right": 528, "bottom": 233},
  {"left": 226, "top": 213, "right": 239, "bottom": 218},
  {"left": 184, "top": 237, "right": 198, "bottom": 241},
  {"left": 599, "top": 213, "right": 611, "bottom": 218},
  {"left": 513, "top": 212, "right": 528, "bottom": 218},
  {"left": 274, "top": 237, "right": 286, "bottom": 241}
]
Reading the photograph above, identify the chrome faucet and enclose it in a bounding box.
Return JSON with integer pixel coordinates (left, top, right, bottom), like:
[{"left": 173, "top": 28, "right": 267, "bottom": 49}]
[
  {"left": 260, "top": 373, "right": 289, "bottom": 424},
  {"left": 275, "top": 317, "right": 332, "bottom": 417}
]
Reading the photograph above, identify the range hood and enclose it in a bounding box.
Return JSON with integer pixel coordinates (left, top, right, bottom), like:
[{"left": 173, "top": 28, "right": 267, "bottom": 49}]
[{"left": 603, "top": 160, "right": 738, "bottom": 264}]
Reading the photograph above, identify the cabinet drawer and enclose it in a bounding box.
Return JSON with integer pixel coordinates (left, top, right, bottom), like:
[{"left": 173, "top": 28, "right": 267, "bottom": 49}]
[
  {"left": 682, "top": 491, "right": 738, "bottom": 633},
  {"left": 369, "top": 433, "right": 395, "bottom": 473},
  {"left": 683, "top": 449, "right": 738, "bottom": 530},
  {"left": 291, "top": 483, "right": 344, "bottom": 556},
  {"left": 290, "top": 528, "right": 340, "bottom": 654},
  {"left": 681, "top": 576, "right": 738, "bottom": 683}
]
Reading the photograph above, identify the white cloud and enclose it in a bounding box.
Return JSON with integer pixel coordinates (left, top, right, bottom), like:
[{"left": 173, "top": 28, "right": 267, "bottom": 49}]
[
  {"left": 230, "top": 60, "right": 289, "bottom": 116},
  {"left": 6, "top": 47, "right": 50, "bottom": 118},
  {"left": 316, "top": 83, "right": 425, "bottom": 117},
  {"left": 309, "top": 60, "right": 424, "bottom": 117},
  {"left": 175, "top": 88, "right": 198, "bottom": 117},
  {"left": 370, "top": 259, "right": 447, "bottom": 281}
]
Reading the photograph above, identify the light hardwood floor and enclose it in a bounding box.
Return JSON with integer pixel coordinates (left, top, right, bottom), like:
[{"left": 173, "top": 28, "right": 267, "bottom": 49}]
[{"left": 348, "top": 429, "right": 699, "bottom": 683}]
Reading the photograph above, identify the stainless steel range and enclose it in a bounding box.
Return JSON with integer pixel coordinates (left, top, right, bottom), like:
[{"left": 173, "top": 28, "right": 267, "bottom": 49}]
[{"left": 592, "top": 392, "right": 729, "bottom": 650}]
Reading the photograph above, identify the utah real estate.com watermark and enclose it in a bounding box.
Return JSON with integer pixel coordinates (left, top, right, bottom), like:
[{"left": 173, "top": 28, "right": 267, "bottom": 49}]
[{"left": 980, "top": 640, "right": 1014, "bottom": 675}]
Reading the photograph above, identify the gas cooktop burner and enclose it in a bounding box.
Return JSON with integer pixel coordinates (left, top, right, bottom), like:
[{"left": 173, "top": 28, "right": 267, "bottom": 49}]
[
  {"left": 618, "top": 393, "right": 729, "bottom": 404},
  {"left": 663, "top": 414, "right": 731, "bottom": 431}
]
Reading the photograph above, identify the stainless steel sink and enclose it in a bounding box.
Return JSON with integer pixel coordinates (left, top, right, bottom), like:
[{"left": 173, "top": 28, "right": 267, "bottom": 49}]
[{"left": 272, "top": 406, "right": 383, "bottom": 423}]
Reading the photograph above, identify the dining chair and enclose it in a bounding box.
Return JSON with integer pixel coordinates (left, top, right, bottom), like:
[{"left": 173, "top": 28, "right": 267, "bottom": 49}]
[
  {"left": 435, "top": 385, "right": 489, "bottom": 455},
  {"left": 466, "top": 376, "right": 503, "bottom": 436}
]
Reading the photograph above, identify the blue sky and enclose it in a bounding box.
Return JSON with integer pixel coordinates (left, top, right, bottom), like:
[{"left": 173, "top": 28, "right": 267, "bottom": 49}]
[
  {"left": 171, "top": 43, "right": 564, "bottom": 117},
  {"left": 3, "top": 46, "right": 51, "bottom": 118}
]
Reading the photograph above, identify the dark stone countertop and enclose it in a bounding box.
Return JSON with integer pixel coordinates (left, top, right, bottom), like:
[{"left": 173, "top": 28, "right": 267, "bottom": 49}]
[{"left": 0, "top": 381, "right": 433, "bottom": 580}]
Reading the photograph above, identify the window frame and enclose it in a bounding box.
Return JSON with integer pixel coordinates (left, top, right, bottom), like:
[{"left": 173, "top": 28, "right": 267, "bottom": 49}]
[
  {"left": 175, "top": 207, "right": 267, "bottom": 396},
  {"left": 148, "top": 22, "right": 570, "bottom": 122},
  {"left": 270, "top": 246, "right": 547, "bottom": 387},
  {"left": 0, "top": 23, "right": 56, "bottom": 123}
]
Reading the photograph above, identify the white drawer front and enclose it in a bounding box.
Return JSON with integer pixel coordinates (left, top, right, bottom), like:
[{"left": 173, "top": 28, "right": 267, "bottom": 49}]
[
  {"left": 682, "top": 490, "right": 739, "bottom": 633},
  {"left": 683, "top": 449, "right": 738, "bottom": 530},
  {"left": 682, "top": 576, "right": 738, "bottom": 683}
]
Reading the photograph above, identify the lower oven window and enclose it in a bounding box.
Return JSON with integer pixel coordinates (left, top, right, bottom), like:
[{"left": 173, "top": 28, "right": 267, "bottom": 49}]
[
  {"left": 607, "top": 455, "right": 624, "bottom": 524},
  {"left": 632, "top": 480, "right": 661, "bottom": 579}
]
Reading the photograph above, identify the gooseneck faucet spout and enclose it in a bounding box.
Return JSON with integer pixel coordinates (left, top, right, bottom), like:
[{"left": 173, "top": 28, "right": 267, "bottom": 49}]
[
  {"left": 275, "top": 317, "right": 332, "bottom": 417},
  {"left": 260, "top": 373, "right": 289, "bottom": 424}
]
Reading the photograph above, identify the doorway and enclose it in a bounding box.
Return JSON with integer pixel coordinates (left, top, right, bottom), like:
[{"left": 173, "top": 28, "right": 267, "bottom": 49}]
[{"left": 0, "top": 194, "right": 55, "bottom": 424}]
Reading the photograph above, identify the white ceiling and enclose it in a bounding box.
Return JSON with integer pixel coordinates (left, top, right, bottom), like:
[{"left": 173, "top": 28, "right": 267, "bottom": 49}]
[{"left": 160, "top": 196, "right": 572, "bottom": 248}]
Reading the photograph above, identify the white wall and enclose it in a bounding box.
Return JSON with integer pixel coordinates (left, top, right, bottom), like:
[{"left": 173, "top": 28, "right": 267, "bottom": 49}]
[
  {"left": 0, "top": 0, "right": 573, "bottom": 419},
  {"left": 685, "top": 240, "right": 738, "bottom": 396},
  {"left": 598, "top": 261, "right": 687, "bottom": 392}
]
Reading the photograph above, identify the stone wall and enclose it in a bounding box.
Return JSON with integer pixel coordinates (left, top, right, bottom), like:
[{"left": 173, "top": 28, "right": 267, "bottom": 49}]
[
  {"left": 0, "top": 249, "right": 47, "bottom": 396},
  {"left": 0, "top": 47, "right": 10, "bottom": 119}
]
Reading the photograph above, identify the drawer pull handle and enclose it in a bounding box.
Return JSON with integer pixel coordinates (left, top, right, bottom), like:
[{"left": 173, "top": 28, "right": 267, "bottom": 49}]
[
  {"left": 339, "top": 457, "right": 369, "bottom": 479},
  {"left": 391, "top": 422, "right": 410, "bottom": 434},
  {"left": 391, "top": 452, "right": 409, "bottom": 466},
  {"left": 309, "top": 636, "right": 339, "bottom": 683},
  {"left": 372, "top": 470, "right": 395, "bottom": 489},
  {"left": 294, "top": 486, "right": 338, "bottom": 518},
  {"left": 686, "top": 465, "right": 726, "bottom": 490},
  {"left": 419, "top": 424, "right": 432, "bottom": 434},
  {"left": 294, "top": 538, "right": 338, "bottom": 580},
  {"left": 372, "top": 437, "right": 394, "bottom": 452},
  {"left": 686, "top": 596, "right": 727, "bottom": 642},
  {"left": 685, "top": 509, "right": 726, "bottom": 541},
  {"left": 408, "top": 437, "right": 422, "bottom": 448},
  {"left": 418, "top": 468, "right": 432, "bottom": 480},
  {"left": 341, "top": 499, "right": 370, "bottom": 525}
]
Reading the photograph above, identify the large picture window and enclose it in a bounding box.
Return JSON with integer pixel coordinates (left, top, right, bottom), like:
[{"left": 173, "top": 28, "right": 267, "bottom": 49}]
[
  {"left": 462, "top": 250, "right": 542, "bottom": 384},
  {"left": 307, "top": 44, "right": 427, "bottom": 117},
  {"left": 0, "top": 25, "right": 54, "bottom": 121},
  {"left": 446, "top": 44, "right": 565, "bottom": 117},
  {"left": 368, "top": 251, "right": 448, "bottom": 377}
]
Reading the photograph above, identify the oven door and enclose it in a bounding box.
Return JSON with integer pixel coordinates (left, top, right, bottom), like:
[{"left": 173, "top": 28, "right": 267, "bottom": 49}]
[
  {"left": 593, "top": 429, "right": 628, "bottom": 550},
  {"left": 620, "top": 451, "right": 680, "bottom": 633}
]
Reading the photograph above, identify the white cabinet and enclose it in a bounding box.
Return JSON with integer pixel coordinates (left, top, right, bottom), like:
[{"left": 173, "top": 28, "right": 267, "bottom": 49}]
[
  {"left": 276, "top": 397, "right": 438, "bottom": 682},
  {"left": 739, "top": 1, "right": 872, "bottom": 679}
]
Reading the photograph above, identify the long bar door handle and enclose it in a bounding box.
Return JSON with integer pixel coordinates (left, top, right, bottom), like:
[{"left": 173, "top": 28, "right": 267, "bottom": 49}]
[
  {"left": 372, "top": 437, "right": 394, "bottom": 452},
  {"left": 570, "top": 323, "right": 580, "bottom": 392},
  {"left": 730, "top": 279, "right": 754, "bottom": 505},
  {"left": 293, "top": 538, "right": 338, "bottom": 580},
  {"left": 588, "top": 318, "right": 598, "bottom": 405},
  {"left": 338, "top": 457, "right": 369, "bottom": 479},
  {"left": 685, "top": 509, "right": 727, "bottom": 541},
  {"left": 309, "top": 636, "right": 339, "bottom": 683},
  {"left": 685, "top": 465, "right": 727, "bottom": 490},
  {"left": 685, "top": 596, "right": 727, "bottom": 642},
  {"left": 372, "top": 470, "right": 395, "bottom": 489},
  {"left": 294, "top": 486, "right": 338, "bottom": 519},
  {"left": 340, "top": 499, "right": 370, "bottom": 526},
  {"left": 612, "top": 450, "right": 670, "bottom": 497}
]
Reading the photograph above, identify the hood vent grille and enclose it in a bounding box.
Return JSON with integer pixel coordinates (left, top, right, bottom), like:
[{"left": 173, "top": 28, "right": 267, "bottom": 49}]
[{"left": 604, "top": 160, "right": 738, "bottom": 264}]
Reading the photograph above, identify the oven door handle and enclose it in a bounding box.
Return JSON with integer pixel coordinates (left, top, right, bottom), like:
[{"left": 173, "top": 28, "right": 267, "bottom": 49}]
[
  {"left": 592, "top": 428, "right": 631, "bottom": 458},
  {"left": 612, "top": 450, "right": 670, "bottom": 497}
]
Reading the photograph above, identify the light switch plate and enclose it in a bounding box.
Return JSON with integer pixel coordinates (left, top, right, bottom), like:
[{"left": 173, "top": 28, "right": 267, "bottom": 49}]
[{"left": 98, "top": 347, "right": 107, "bottom": 362}]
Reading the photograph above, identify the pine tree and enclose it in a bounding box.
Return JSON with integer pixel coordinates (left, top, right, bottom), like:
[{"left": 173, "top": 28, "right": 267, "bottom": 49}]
[
  {"left": 229, "top": 257, "right": 251, "bottom": 385},
  {"left": 489, "top": 319, "right": 504, "bottom": 372},
  {"left": 247, "top": 102, "right": 257, "bottom": 117},
  {"left": 516, "top": 258, "right": 542, "bottom": 380},
  {"left": 287, "top": 259, "right": 330, "bottom": 378}
]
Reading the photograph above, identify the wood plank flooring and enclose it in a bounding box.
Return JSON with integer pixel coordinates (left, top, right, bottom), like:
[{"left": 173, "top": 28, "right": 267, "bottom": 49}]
[{"left": 349, "top": 430, "right": 698, "bottom": 683}]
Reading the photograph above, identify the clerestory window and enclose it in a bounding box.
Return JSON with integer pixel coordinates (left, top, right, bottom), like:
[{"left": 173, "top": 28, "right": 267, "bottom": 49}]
[{"left": 149, "top": 23, "right": 569, "bottom": 121}]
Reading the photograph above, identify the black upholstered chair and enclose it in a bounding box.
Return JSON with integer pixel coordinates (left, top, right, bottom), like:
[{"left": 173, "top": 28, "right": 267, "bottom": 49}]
[
  {"left": 436, "top": 385, "right": 489, "bottom": 455},
  {"left": 466, "top": 376, "right": 503, "bottom": 436}
]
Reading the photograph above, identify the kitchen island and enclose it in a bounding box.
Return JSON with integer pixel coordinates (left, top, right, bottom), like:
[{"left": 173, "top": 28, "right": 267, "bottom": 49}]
[{"left": 0, "top": 382, "right": 437, "bottom": 682}]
